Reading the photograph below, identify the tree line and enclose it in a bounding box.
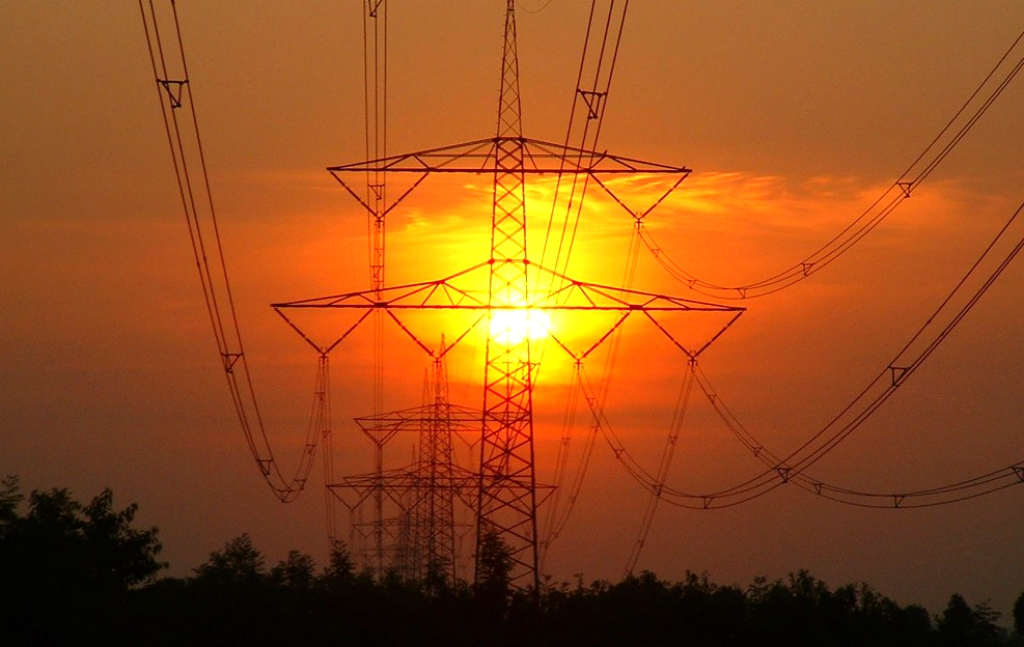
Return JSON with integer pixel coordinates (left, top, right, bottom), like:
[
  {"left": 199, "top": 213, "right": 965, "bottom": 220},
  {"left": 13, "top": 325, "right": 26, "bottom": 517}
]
[{"left": 2, "top": 477, "right": 1023, "bottom": 646}]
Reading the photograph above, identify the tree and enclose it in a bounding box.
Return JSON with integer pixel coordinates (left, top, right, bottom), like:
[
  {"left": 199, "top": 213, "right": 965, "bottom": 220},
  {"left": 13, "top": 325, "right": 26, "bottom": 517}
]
[
  {"left": 0, "top": 478, "right": 165, "bottom": 643},
  {"left": 319, "top": 539, "right": 356, "bottom": 592},
  {"left": 82, "top": 488, "right": 167, "bottom": 591},
  {"left": 0, "top": 475, "right": 22, "bottom": 525},
  {"left": 475, "top": 529, "right": 513, "bottom": 608},
  {"left": 194, "top": 533, "right": 265, "bottom": 585},
  {"left": 423, "top": 557, "right": 452, "bottom": 595},
  {"left": 271, "top": 549, "right": 316, "bottom": 589},
  {"left": 937, "top": 593, "right": 1001, "bottom": 647},
  {"left": 187, "top": 534, "right": 279, "bottom": 643},
  {"left": 1014, "top": 589, "right": 1024, "bottom": 639}
]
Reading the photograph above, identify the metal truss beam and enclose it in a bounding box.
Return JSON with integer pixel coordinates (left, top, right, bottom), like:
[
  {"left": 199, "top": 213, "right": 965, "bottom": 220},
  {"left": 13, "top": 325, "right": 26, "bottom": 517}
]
[{"left": 328, "top": 136, "right": 692, "bottom": 175}]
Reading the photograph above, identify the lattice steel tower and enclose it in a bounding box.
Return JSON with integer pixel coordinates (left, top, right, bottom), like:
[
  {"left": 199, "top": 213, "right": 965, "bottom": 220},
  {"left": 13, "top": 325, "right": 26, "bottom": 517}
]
[
  {"left": 327, "top": 340, "right": 478, "bottom": 582},
  {"left": 475, "top": 0, "right": 540, "bottom": 588},
  {"left": 411, "top": 344, "right": 462, "bottom": 584},
  {"left": 276, "top": 0, "right": 741, "bottom": 590}
]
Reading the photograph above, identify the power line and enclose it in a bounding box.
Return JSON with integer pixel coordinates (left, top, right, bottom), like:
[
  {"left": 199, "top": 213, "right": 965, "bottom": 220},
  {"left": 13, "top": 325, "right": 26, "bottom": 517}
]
[
  {"left": 138, "top": 0, "right": 325, "bottom": 502},
  {"left": 537, "top": 0, "right": 636, "bottom": 563},
  {"left": 636, "top": 23, "right": 1024, "bottom": 300},
  {"left": 596, "top": 190, "right": 1024, "bottom": 509}
]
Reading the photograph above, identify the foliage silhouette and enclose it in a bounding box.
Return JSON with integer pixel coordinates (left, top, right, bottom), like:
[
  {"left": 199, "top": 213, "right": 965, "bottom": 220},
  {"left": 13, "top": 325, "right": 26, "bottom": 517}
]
[
  {"left": 475, "top": 528, "right": 514, "bottom": 608},
  {"left": 937, "top": 593, "right": 1004, "bottom": 647},
  {"left": 0, "top": 476, "right": 164, "bottom": 645},
  {"left": 4, "top": 477, "right": 1024, "bottom": 647},
  {"left": 1015, "top": 589, "right": 1024, "bottom": 640}
]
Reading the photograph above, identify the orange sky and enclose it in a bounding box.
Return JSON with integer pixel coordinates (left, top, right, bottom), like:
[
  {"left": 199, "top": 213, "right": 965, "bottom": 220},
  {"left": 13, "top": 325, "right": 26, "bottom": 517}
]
[{"left": 4, "top": 1, "right": 1024, "bottom": 617}]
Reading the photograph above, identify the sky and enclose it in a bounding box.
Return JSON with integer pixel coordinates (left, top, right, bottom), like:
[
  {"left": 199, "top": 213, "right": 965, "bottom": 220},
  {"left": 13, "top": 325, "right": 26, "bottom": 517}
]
[{"left": 3, "top": 0, "right": 1024, "bottom": 618}]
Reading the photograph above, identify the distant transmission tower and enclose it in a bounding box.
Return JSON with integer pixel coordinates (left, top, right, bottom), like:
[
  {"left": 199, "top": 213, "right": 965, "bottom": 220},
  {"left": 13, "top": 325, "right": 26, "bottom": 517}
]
[
  {"left": 328, "top": 341, "right": 478, "bottom": 582},
  {"left": 409, "top": 342, "right": 464, "bottom": 583}
]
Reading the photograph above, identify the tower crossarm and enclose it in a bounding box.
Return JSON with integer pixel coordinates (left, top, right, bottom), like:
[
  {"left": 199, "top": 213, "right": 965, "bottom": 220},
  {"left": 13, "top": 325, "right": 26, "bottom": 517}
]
[
  {"left": 328, "top": 467, "right": 552, "bottom": 511},
  {"left": 272, "top": 261, "right": 744, "bottom": 364},
  {"left": 354, "top": 404, "right": 482, "bottom": 449},
  {"left": 273, "top": 262, "right": 744, "bottom": 314},
  {"left": 354, "top": 403, "right": 482, "bottom": 431},
  {"left": 328, "top": 136, "right": 691, "bottom": 175},
  {"left": 328, "top": 467, "right": 480, "bottom": 507}
]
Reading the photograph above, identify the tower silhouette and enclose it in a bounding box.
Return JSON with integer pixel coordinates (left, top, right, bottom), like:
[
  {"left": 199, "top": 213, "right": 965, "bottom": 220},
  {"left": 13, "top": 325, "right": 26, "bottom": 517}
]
[{"left": 277, "top": 1, "right": 742, "bottom": 588}]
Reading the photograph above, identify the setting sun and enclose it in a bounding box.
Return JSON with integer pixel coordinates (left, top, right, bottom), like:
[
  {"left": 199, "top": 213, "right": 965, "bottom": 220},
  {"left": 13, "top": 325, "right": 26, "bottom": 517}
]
[{"left": 488, "top": 308, "right": 551, "bottom": 344}]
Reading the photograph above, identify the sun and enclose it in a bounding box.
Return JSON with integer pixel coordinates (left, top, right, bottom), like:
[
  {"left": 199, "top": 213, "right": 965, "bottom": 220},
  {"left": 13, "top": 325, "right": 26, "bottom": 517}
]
[{"left": 489, "top": 308, "right": 551, "bottom": 344}]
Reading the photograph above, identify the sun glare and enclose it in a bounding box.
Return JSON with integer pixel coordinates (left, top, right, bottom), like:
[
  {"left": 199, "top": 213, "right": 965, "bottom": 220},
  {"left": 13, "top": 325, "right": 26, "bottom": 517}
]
[{"left": 489, "top": 308, "right": 551, "bottom": 344}]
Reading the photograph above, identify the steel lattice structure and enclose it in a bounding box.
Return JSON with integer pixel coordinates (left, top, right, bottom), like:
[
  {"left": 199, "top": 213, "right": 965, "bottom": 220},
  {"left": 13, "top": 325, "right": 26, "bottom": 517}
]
[
  {"left": 274, "top": 0, "right": 743, "bottom": 589},
  {"left": 476, "top": 2, "right": 538, "bottom": 587},
  {"left": 410, "top": 348, "right": 462, "bottom": 584},
  {"left": 329, "top": 344, "right": 479, "bottom": 583}
]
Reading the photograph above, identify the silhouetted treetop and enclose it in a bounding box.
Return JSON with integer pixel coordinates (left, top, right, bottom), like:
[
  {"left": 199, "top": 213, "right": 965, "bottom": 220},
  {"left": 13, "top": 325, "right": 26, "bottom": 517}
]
[
  {"left": 1014, "top": 590, "right": 1024, "bottom": 639},
  {"left": 271, "top": 548, "right": 316, "bottom": 589},
  {"left": 5, "top": 477, "right": 1024, "bottom": 647},
  {"left": 0, "top": 477, "right": 164, "bottom": 644},
  {"left": 194, "top": 532, "right": 265, "bottom": 585},
  {"left": 937, "top": 593, "right": 1003, "bottom": 647}
]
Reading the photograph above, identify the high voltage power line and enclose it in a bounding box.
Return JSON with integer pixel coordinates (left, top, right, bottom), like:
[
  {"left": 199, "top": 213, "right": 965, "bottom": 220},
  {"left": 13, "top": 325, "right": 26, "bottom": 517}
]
[
  {"left": 139, "top": 0, "right": 1024, "bottom": 587},
  {"left": 636, "top": 23, "right": 1024, "bottom": 300},
  {"left": 542, "top": 8, "right": 1024, "bottom": 570},
  {"left": 138, "top": 0, "right": 326, "bottom": 503},
  {"left": 586, "top": 188, "right": 1024, "bottom": 510}
]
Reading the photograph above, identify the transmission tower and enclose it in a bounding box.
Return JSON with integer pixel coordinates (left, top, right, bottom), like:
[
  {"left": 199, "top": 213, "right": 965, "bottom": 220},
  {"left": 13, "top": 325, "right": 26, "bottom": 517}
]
[
  {"left": 328, "top": 342, "right": 479, "bottom": 582},
  {"left": 475, "top": 0, "right": 539, "bottom": 588},
  {"left": 409, "top": 342, "right": 463, "bottom": 583},
  {"left": 276, "top": 0, "right": 743, "bottom": 589}
]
